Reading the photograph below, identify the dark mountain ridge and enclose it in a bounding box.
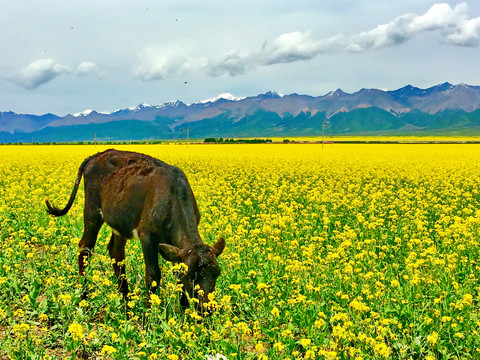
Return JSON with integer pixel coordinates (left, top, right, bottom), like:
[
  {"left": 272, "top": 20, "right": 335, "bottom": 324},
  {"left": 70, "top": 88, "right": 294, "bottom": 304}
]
[{"left": 2, "top": 83, "right": 480, "bottom": 142}]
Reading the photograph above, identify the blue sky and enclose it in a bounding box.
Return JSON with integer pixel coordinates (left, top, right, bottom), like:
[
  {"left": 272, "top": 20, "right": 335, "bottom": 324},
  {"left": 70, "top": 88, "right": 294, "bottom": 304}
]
[{"left": 1, "top": 1, "right": 480, "bottom": 115}]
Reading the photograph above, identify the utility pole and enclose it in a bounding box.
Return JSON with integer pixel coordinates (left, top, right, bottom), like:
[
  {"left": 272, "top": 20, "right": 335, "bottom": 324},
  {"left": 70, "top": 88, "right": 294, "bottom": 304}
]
[
  {"left": 187, "top": 127, "right": 189, "bottom": 142},
  {"left": 331, "top": 124, "right": 334, "bottom": 146},
  {"left": 322, "top": 120, "right": 325, "bottom": 149}
]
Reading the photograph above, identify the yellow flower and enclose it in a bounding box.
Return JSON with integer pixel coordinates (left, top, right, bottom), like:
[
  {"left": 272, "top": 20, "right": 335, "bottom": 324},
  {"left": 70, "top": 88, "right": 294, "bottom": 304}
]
[
  {"left": 427, "top": 331, "right": 439, "bottom": 346},
  {"left": 67, "top": 323, "right": 83, "bottom": 341},
  {"left": 150, "top": 294, "right": 161, "bottom": 306},
  {"left": 299, "top": 338, "right": 311, "bottom": 347},
  {"left": 462, "top": 293, "right": 473, "bottom": 306},
  {"left": 12, "top": 323, "right": 30, "bottom": 335},
  {"left": 229, "top": 284, "right": 241, "bottom": 291},
  {"left": 100, "top": 345, "right": 116, "bottom": 355},
  {"left": 5, "top": 141, "right": 480, "bottom": 358},
  {"left": 349, "top": 299, "right": 370, "bottom": 312},
  {"left": 257, "top": 283, "right": 269, "bottom": 291},
  {"left": 373, "top": 342, "right": 391, "bottom": 357},
  {"left": 390, "top": 279, "right": 400, "bottom": 287},
  {"left": 255, "top": 342, "right": 264, "bottom": 352},
  {"left": 57, "top": 294, "right": 72, "bottom": 305},
  {"left": 315, "top": 318, "right": 326, "bottom": 328}
]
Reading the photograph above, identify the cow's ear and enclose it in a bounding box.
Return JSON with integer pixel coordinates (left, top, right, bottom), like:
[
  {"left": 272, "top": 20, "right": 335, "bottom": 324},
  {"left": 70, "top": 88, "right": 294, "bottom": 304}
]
[
  {"left": 212, "top": 237, "right": 226, "bottom": 257},
  {"left": 158, "top": 243, "right": 184, "bottom": 263}
]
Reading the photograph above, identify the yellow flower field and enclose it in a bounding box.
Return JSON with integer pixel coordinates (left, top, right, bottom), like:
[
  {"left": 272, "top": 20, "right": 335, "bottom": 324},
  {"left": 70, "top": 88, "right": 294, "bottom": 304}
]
[{"left": 0, "top": 143, "right": 479, "bottom": 359}]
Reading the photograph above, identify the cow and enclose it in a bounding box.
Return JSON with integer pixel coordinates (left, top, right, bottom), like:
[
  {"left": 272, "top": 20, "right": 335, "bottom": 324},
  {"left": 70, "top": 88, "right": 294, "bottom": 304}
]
[{"left": 45, "top": 149, "right": 225, "bottom": 310}]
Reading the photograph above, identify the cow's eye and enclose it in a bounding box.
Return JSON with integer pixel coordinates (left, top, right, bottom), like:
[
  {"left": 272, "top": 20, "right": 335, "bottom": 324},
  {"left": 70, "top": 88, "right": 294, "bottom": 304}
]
[{"left": 193, "top": 271, "right": 203, "bottom": 282}]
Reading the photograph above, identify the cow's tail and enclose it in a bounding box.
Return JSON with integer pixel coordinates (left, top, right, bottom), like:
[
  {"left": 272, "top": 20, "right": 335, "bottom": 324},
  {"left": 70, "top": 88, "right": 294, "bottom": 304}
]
[{"left": 45, "top": 151, "right": 104, "bottom": 217}]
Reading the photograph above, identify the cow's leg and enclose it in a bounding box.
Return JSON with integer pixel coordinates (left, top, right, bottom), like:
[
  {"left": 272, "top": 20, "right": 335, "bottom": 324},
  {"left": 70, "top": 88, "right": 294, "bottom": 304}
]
[
  {"left": 78, "top": 206, "right": 103, "bottom": 299},
  {"left": 140, "top": 233, "right": 161, "bottom": 296},
  {"left": 108, "top": 232, "right": 128, "bottom": 299},
  {"left": 180, "top": 291, "right": 189, "bottom": 310},
  {"left": 78, "top": 208, "right": 103, "bottom": 276}
]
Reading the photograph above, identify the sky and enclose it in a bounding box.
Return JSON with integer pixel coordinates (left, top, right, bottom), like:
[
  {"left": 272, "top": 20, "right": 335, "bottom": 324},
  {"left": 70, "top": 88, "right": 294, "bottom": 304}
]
[{"left": 1, "top": 0, "right": 480, "bottom": 116}]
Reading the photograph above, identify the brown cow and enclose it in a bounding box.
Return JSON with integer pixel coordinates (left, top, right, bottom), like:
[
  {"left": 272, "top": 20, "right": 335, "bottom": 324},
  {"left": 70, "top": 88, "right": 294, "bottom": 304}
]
[{"left": 46, "top": 149, "right": 225, "bottom": 310}]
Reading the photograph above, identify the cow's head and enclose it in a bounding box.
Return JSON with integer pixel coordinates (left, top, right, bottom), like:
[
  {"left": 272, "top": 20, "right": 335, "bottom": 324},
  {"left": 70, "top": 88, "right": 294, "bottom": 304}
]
[{"left": 158, "top": 238, "right": 225, "bottom": 308}]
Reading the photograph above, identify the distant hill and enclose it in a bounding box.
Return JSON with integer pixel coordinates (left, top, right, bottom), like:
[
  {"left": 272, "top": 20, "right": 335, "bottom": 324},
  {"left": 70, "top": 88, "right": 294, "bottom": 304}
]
[{"left": 2, "top": 83, "right": 480, "bottom": 142}]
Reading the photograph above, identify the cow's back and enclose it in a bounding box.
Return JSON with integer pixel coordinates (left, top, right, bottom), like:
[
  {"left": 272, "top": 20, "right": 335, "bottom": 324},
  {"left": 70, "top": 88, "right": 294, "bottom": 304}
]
[{"left": 83, "top": 149, "right": 198, "bottom": 239}]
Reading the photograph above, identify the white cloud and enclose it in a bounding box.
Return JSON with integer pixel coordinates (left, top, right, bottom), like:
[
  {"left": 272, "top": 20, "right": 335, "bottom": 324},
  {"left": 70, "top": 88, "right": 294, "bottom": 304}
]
[
  {"left": 11, "top": 58, "right": 71, "bottom": 89},
  {"left": 445, "top": 15, "right": 480, "bottom": 46},
  {"left": 347, "top": 15, "right": 416, "bottom": 52},
  {"left": 134, "top": 46, "right": 192, "bottom": 81},
  {"left": 135, "top": 2, "right": 480, "bottom": 81},
  {"left": 135, "top": 55, "right": 176, "bottom": 81},
  {"left": 410, "top": 3, "right": 466, "bottom": 31},
  {"left": 76, "top": 61, "right": 98, "bottom": 76},
  {"left": 11, "top": 60, "right": 102, "bottom": 89},
  {"left": 259, "top": 31, "right": 347, "bottom": 65},
  {"left": 347, "top": 2, "right": 480, "bottom": 51},
  {"left": 205, "top": 51, "right": 251, "bottom": 77}
]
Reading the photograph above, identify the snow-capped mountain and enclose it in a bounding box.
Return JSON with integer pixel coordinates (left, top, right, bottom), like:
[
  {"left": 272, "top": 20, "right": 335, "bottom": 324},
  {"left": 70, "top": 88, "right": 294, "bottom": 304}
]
[
  {"left": 73, "top": 109, "right": 94, "bottom": 117},
  {"left": 2, "top": 83, "right": 480, "bottom": 140},
  {"left": 198, "top": 93, "right": 246, "bottom": 104}
]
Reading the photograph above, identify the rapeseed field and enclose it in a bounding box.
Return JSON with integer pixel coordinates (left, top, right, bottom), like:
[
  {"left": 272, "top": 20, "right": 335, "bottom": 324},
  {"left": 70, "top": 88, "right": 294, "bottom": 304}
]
[{"left": 0, "top": 144, "right": 479, "bottom": 359}]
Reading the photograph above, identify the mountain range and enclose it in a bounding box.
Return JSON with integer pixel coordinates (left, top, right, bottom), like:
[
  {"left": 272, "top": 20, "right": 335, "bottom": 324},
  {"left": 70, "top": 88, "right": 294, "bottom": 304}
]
[{"left": 2, "top": 82, "right": 480, "bottom": 142}]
